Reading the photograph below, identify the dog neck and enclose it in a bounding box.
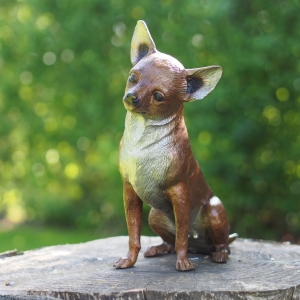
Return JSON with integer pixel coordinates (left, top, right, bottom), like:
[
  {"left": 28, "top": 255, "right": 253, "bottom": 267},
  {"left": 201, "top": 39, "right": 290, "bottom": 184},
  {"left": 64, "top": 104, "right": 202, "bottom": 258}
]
[{"left": 123, "top": 110, "right": 183, "bottom": 148}]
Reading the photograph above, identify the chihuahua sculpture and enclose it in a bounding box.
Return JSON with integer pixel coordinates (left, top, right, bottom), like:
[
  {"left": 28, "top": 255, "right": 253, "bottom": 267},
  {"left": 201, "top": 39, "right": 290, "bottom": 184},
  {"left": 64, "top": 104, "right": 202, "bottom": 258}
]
[{"left": 114, "top": 21, "right": 236, "bottom": 271}]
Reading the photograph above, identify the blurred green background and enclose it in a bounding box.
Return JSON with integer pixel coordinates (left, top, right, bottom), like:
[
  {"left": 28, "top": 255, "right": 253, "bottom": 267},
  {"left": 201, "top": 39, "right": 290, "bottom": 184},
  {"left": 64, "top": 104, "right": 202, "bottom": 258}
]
[{"left": 0, "top": 0, "right": 300, "bottom": 252}]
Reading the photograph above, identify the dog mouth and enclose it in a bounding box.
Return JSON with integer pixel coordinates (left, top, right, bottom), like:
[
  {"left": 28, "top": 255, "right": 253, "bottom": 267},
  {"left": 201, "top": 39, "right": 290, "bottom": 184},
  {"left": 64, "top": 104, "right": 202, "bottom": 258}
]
[
  {"left": 123, "top": 102, "right": 146, "bottom": 114},
  {"left": 126, "top": 107, "right": 147, "bottom": 115}
]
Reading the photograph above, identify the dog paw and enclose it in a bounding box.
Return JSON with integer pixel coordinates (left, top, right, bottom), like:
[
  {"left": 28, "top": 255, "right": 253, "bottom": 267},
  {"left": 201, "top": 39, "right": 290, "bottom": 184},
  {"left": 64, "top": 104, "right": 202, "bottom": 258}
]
[
  {"left": 113, "top": 256, "right": 135, "bottom": 269},
  {"left": 144, "top": 246, "right": 160, "bottom": 257},
  {"left": 213, "top": 247, "right": 229, "bottom": 263},
  {"left": 144, "top": 243, "right": 175, "bottom": 257},
  {"left": 176, "top": 258, "right": 194, "bottom": 271}
]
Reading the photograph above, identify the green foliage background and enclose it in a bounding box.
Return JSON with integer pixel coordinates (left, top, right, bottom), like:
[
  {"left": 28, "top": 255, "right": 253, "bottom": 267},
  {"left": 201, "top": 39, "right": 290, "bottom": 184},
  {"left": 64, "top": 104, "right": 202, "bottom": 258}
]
[{"left": 1, "top": 0, "right": 300, "bottom": 248}]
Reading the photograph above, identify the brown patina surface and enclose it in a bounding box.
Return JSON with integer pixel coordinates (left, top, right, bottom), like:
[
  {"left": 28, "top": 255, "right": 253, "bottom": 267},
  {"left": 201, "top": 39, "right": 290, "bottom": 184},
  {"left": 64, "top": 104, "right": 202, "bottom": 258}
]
[{"left": 115, "top": 21, "right": 236, "bottom": 271}]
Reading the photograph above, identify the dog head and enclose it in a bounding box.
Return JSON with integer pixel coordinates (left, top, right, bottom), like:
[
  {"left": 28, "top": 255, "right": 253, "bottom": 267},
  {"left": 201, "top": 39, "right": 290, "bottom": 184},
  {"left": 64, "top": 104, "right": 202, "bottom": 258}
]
[{"left": 123, "top": 21, "right": 222, "bottom": 120}]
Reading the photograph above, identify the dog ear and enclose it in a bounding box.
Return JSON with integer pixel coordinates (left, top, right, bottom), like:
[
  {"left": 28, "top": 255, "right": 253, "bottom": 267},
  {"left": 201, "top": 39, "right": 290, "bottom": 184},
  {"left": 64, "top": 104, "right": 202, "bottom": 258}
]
[
  {"left": 184, "top": 66, "right": 222, "bottom": 102},
  {"left": 131, "top": 20, "right": 156, "bottom": 66}
]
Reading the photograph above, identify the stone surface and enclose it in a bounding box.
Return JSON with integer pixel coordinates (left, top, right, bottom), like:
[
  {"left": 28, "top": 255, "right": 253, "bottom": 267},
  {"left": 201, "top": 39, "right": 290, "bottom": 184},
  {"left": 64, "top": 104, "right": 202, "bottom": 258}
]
[{"left": 0, "top": 236, "right": 300, "bottom": 299}]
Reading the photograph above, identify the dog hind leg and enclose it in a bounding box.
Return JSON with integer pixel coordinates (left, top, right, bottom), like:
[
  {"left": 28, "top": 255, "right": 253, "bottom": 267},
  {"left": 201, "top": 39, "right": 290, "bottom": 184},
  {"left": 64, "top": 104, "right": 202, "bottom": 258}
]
[
  {"left": 144, "top": 208, "right": 175, "bottom": 257},
  {"left": 202, "top": 196, "right": 231, "bottom": 263}
]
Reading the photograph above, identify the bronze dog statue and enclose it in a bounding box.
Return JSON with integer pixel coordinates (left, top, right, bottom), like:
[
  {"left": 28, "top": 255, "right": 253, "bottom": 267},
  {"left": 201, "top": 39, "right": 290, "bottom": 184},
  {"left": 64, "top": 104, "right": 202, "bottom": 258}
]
[{"left": 114, "top": 20, "right": 237, "bottom": 271}]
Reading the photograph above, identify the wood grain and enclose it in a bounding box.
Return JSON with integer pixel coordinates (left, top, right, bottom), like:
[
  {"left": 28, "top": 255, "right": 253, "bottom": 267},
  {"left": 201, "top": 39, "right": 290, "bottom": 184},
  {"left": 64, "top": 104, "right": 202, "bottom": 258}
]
[{"left": 0, "top": 236, "right": 300, "bottom": 299}]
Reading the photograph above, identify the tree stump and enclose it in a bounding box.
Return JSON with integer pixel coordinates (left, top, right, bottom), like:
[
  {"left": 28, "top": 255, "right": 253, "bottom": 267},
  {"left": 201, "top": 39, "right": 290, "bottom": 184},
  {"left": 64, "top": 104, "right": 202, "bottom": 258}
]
[{"left": 0, "top": 236, "right": 300, "bottom": 299}]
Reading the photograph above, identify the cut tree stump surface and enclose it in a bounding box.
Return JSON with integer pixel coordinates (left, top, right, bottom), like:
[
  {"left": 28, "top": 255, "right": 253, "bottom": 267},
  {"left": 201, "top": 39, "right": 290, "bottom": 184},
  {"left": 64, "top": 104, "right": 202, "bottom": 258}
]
[{"left": 1, "top": 236, "right": 300, "bottom": 300}]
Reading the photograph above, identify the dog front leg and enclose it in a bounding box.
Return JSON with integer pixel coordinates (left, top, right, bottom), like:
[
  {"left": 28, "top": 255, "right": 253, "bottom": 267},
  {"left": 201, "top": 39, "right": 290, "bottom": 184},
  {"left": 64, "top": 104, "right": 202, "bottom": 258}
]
[
  {"left": 166, "top": 183, "right": 194, "bottom": 271},
  {"left": 114, "top": 181, "right": 142, "bottom": 269}
]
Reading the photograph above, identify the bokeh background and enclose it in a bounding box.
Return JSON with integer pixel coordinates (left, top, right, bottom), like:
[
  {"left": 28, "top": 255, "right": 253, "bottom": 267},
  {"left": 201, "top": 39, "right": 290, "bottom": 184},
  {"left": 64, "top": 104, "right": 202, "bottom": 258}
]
[{"left": 1, "top": 0, "right": 300, "bottom": 252}]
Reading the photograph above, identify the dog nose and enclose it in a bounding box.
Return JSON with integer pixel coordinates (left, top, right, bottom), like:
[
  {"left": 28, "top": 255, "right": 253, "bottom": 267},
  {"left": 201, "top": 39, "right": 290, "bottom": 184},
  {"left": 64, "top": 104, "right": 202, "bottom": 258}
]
[{"left": 123, "top": 93, "right": 139, "bottom": 105}]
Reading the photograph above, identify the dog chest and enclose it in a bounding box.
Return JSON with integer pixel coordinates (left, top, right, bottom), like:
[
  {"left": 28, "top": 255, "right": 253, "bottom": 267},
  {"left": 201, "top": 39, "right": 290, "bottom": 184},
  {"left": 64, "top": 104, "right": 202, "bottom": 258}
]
[
  {"left": 120, "top": 137, "right": 173, "bottom": 207},
  {"left": 119, "top": 112, "right": 176, "bottom": 212}
]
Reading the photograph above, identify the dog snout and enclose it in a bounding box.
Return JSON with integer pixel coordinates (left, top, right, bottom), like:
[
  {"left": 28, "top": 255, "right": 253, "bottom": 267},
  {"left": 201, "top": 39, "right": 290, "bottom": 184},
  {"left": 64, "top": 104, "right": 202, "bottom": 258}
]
[{"left": 123, "top": 93, "right": 140, "bottom": 106}]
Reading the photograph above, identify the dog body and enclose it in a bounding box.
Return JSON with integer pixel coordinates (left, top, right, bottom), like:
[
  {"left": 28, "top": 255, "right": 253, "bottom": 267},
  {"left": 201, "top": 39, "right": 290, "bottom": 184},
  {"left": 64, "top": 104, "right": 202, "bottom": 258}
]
[
  {"left": 114, "top": 21, "right": 235, "bottom": 271},
  {"left": 119, "top": 110, "right": 213, "bottom": 252}
]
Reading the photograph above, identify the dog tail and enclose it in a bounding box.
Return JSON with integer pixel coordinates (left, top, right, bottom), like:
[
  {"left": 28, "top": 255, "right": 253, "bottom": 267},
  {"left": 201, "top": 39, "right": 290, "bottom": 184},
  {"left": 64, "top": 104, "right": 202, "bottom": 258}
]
[{"left": 228, "top": 233, "right": 238, "bottom": 244}]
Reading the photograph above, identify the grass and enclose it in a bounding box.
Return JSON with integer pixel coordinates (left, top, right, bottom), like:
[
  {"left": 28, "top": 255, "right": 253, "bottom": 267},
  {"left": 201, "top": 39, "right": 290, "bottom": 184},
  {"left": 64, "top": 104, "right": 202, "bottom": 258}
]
[
  {"left": 0, "top": 225, "right": 106, "bottom": 253},
  {"left": 0, "top": 217, "right": 155, "bottom": 253}
]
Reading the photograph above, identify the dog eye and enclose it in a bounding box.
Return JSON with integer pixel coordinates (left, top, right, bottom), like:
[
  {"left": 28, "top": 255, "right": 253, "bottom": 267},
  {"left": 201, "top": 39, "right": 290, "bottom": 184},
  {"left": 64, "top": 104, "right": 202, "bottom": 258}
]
[
  {"left": 153, "top": 92, "right": 164, "bottom": 102},
  {"left": 128, "top": 73, "right": 138, "bottom": 84}
]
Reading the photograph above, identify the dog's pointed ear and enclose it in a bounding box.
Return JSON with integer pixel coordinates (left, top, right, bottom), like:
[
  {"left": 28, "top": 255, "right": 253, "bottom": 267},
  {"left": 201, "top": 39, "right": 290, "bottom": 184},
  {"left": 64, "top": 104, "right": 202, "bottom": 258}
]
[
  {"left": 131, "top": 20, "right": 156, "bottom": 66},
  {"left": 185, "top": 66, "right": 222, "bottom": 102}
]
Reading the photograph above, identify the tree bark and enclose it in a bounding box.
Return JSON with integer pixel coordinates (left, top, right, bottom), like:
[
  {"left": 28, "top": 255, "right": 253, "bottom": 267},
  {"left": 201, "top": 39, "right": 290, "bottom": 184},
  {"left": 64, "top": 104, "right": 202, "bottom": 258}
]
[{"left": 0, "top": 236, "right": 300, "bottom": 299}]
